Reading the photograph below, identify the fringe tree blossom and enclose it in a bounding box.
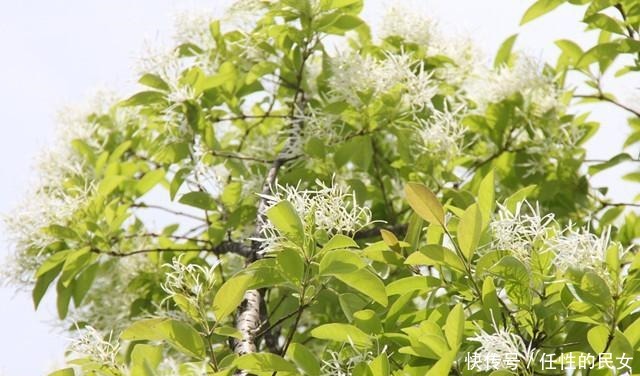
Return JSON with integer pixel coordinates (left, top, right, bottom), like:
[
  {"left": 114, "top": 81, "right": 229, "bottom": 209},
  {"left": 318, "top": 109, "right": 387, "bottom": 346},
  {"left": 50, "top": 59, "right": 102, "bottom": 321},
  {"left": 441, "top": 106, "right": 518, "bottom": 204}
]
[
  {"left": 68, "top": 326, "right": 123, "bottom": 372},
  {"left": 379, "top": 5, "right": 435, "bottom": 46},
  {"left": 256, "top": 180, "right": 373, "bottom": 252},
  {"left": 547, "top": 226, "right": 615, "bottom": 280},
  {"left": 416, "top": 105, "right": 467, "bottom": 160},
  {"left": 67, "top": 255, "right": 153, "bottom": 334},
  {"left": 490, "top": 201, "right": 555, "bottom": 265},
  {"left": 174, "top": 10, "right": 217, "bottom": 50},
  {"left": 468, "top": 320, "right": 535, "bottom": 372},
  {"left": 2, "top": 91, "right": 119, "bottom": 285},
  {"left": 161, "top": 256, "right": 220, "bottom": 312},
  {"left": 379, "top": 4, "right": 481, "bottom": 89},
  {"left": 329, "top": 51, "right": 438, "bottom": 109},
  {"left": 189, "top": 137, "right": 230, "bottom": 198},
  {"left": 223, "top": 0, "right": 269, "bottom": 33},
  {"left": 320, "top": 341, "right": 381, "bottom": 376},
  {"left": 157, "top": 357, "right": 211, "bottom": 376},
  {"left": 465, "top": 56, "right": 562, "bottom": 115}
]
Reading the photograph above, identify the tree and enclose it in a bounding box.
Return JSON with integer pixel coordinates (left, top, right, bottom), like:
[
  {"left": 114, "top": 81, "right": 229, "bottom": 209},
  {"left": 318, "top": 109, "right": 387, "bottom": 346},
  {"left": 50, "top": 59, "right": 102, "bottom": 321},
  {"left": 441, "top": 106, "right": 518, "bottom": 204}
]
[{"left": 3, "top": 0, "right": 639, "bottom": 375}]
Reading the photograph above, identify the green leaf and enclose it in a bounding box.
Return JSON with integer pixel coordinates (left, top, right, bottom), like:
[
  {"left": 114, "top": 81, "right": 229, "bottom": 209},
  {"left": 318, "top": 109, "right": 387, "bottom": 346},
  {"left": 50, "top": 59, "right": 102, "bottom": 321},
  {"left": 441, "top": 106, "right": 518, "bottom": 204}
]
[
  {"left": 482, "top": 277, "right": 501, "bottom": 322},
  {"left": 494, "top": 34, "right": 518, "bottom": 68},
  {"left": 520, "top": 0, "right": 564, "bottom": 25},
  {"left": 131, "top": 344, "right": 163, "bottom": 376},
  {"left": 277, "top": 248, "right": 305, "bottom": 285},
  {"left": 311, "top": 323, "right": 372, "bottom": 348},
  {"left": 622, "top": 172, "right": 640, "bottom": 182},
  {"left": 477, "top": 170, "right": 495, "bottom": 227},
  {"left": 48, "top": 369, "right": 75, "bottom": 376},
  {"left": 504, "top": 185, "right": 536, "bottom": 212},
  {"left": 266, "top": 200, "right": 305, "bottom": 245},
  {"left": 490, "top": 256, "right": 531, "bottom": 307},
  {"left": 322, "top": 14, "right": 365, "bottom": 35},
  {"left": 406, "top": 245, "right": 466, "bottom": 272},
  {"left": 212, "top": 273, "right": 253, "bottom": 321},
  {"left": 587, "top": 325, "right": 610, "bottom": 353},
  {"left": 623, "top": 318, "right": 640, "bottom": 348},
  {"left": 579, "top": 271, "right": 612, "bottom": 307},
  {"left": 404, "top": 183, "right": 444, "bottom": 225},
  {"left": 121, "top": 318, "right": 206, "bottom": 358},
  {"left": 444, "top": 304, "right": 465, "bottom": 350},
  {"left": 380, "top": 229, "right": 400, "bottom": 250},
  {"left": 353, "top": 309, "right": 383, "bottom": 335},
  {"left": 179, "top": 191, "right": 217, "bottom": 210},
  {"left": 556, "top": 39, "right": 584, "bottom": 67},
  {"left": 221, "top": 181, "right": 243, "bottom": 208},
  {"left": 425, "top": 350, "right": 456, "bottom": 375},
  {"left": 386, "top": 276, "right": 439, "bottom": 296},
  {"left": 122, "top": 90, "right": 167, "bottom": 106},
  {"left": 319, "top": 250, "right": 366, "bottom": 275},
  {"left": 287, "top": 343, "right": 321, "bottom": 376},
  {"left": 369, "top": 353, "right": 390, "bottom": 376},
  {"left": 403, "top": 212, "right": 424, "bottom": 251},
  {"left": 170, "top": 168, "right": 190, "bottom": 200},
  {"left": 33, "top": 263, "right": 63, "bottom": 309},
  {"left": 334, "top": 136, "right": 373, "bottom": 170},
  {"left": 457, "top": 203, "right": 483, "bottom": 260},
  {"left": 60, "top": 247, "right": 93, "bottom": 287},
  {"left": 138, "top": 73, "right": 170, "bottom": 91},
  {"left": 235, "top": 353, "right": 297, "bottom": 374},
  {"left": 136, "top": 169, "right": 165, "bottom": 195},
  {"left": 583, "top": 13, "right": 625, "bottom": 35},
  {"left": 322, "top": 234, "right": 359, "bottom": 252},
  {"left": 213, "top": 326, "right": 243, "bottom": 339},
  {"left": 97, "top": 175, "right": 126, "bottom": 197},
  {"left": 577, "top": 42, "right": 620, "bottom": 71},
  {"left": 36, "top": 250, "right": 71, "bottom": 277},
  {"left": 334, "top": 268, "right": 388, "bottom": 307},
  {"left": 56, "top": 279, "right": 71, "bottom": 319}
]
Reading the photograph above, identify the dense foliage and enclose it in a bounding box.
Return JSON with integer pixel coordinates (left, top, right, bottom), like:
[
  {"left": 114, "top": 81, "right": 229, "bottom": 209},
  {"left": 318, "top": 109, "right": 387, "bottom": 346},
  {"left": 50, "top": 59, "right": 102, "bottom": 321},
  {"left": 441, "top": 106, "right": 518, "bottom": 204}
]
[{"left": 3, "top": 0, "right": 640, "bottom": 375}]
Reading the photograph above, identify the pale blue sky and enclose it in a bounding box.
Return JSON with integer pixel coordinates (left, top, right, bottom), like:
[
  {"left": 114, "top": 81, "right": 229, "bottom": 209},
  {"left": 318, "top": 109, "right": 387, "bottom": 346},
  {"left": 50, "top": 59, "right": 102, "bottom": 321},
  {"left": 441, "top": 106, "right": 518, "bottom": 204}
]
[{"left": 0, "top": 1, "right": 637, "bottom": 374}]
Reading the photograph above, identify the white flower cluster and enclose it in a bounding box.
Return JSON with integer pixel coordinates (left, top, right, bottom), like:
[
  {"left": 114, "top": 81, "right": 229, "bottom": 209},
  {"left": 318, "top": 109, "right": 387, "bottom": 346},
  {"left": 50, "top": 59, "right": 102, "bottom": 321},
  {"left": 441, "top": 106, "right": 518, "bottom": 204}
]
[
  {"left": 223, "top": 0, "right": 269, "bottom": 33},
  {"left": 189, "top": 137, "right": 231, "bottom": 198},
  {"left": 469, "top": 321, "right": 534, "bottom": 372},
  {"left": 547, "top": 226, "right": 615, "bottom": 281},
  {"left": 320, "top": 342, "right": 380, "bottom": 376},
  {"left": 68, "top": 326, "right": 123, "bottom": 371},
  {"left": 329, "top": 51, "right": 438, "bottom": 109},
  {"left": 256, "top": 180, "right": 372, "bottom": 252},
  {"left": 174, "top": 10, "right": 217, "bottom": 50},
  {"left": 490, "top": 201, "right": 555, "bottom": 265},
  {"left": 157, "top": 357, "right": 210, "bottom": 376},
  {"left": 416, "top": 106, "right": 467, "bottom": 160},
  {"left": 489, "top": 200, "right": 619, "bottom": 282},
  {"left": 379, "top": 5, "right": 435, "bottom": 46},
  {"left": 2, "top": 91, "right": 120, "bottom": 285},
  {"left": 378, "top": 4, "right": 482, "bottom": 89},
  {"left": 137, "top": 45, "right": 201, "bottom": 105},
  {"left": 161, "top": 256, "right": 220, "bottom": 311},
  {"left": 67, "top": 255, "right": 153, "bottom": 334},
  {"left": 465, "top": 56, "right": 562, "bottom": 116}
]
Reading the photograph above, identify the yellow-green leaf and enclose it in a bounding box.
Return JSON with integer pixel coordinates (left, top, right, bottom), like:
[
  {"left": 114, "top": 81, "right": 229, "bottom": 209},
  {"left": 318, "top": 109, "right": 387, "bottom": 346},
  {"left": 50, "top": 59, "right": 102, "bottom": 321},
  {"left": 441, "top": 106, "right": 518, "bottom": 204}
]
[
  {"left": 458, "top": 203, "right": 483, "bottom": 260},
  {"left": 404, "top": 183, "right": 444, "bottom": 225},
  {"left": 212, "top": 273, "right": 253, "bottom": 321},
  {"left": 311, "top": 323, "right": 372, "bottom": 348}
]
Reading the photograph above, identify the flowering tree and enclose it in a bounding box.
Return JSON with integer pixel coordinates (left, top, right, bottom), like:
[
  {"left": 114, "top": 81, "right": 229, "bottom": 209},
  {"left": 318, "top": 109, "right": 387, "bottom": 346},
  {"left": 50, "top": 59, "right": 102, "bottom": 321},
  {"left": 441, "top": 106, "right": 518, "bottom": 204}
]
[{"left": 3, "top": 1, "right": 640, "bottom": 375}]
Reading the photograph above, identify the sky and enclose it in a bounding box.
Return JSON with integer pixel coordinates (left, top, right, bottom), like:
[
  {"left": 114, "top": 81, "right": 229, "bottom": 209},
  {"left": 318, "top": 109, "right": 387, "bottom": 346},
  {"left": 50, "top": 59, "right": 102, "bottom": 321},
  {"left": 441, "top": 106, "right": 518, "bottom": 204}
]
[{"left": 0, "top": 0, "right": 638, "bottom": 374}]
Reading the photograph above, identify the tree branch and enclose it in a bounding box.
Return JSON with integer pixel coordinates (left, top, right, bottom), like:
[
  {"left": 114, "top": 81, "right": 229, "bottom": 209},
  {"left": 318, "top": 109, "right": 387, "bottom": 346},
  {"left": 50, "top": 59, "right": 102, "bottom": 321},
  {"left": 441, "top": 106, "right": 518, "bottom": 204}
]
[
  {"left": 90, "top": 240, "right": 251, "bottom": 258},
  {"left": 233, "top": 35, "right": 316, "bottom": 361},
  {"left": 131, "top": 203, "right": 207, "bottom": 222},
  {"left": 574, "top": 93, "right": 640, "bottom": 118}
]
